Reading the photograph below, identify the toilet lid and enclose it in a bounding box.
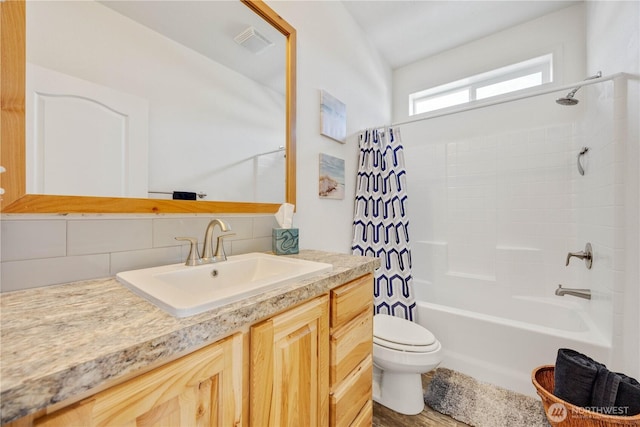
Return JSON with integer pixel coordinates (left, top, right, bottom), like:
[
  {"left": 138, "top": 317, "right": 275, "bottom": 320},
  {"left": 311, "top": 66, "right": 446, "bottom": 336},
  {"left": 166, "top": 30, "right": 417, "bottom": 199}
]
[{"left": 373, "top": 314, "right": 437, "bottom": 352}]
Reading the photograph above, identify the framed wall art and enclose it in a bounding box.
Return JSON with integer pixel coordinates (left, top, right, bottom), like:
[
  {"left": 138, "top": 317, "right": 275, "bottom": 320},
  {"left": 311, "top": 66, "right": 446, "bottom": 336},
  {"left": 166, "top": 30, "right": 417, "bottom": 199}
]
[
  {"left": 319, "top": 153, "right": 345, "bottom": 199},
  {"left": 320, "top": 90, "right": 346, "bottom": 143}
]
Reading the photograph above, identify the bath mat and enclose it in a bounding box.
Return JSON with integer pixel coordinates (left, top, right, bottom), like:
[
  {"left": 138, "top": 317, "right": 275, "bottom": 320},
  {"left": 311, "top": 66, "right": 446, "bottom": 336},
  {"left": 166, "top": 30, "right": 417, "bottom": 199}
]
[{"left": 424, "top": 368, "right": 550, "bottom": 427}]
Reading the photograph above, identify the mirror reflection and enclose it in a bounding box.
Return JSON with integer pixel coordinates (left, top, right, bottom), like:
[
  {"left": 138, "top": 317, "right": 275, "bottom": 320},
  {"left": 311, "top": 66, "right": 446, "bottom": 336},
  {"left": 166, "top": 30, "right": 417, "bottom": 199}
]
[{"left": 26, "top": 0, "right": 287, "bottom": 203}]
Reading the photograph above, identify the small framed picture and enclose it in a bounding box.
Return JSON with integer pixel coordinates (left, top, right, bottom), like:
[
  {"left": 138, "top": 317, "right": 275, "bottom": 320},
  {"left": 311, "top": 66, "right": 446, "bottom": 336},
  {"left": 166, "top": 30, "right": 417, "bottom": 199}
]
[
  {"left": 319, "top": 153, "right": 345, "bottom": 199},
  {"left": 320, "top": 90, "right": 346, "bottom": 143}
]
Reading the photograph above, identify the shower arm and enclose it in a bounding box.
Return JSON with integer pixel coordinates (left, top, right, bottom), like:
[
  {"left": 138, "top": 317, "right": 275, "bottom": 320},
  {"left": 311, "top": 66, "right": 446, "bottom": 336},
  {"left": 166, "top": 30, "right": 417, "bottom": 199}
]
[
  {"left": 564, "top": 71, "right": 603, "bottom": 99},
  {"left": 564, "top": 87, "right": 580, "bottom": 100},
  {"left": 588, "top": 71, "right": 603, "bottom": 79}
]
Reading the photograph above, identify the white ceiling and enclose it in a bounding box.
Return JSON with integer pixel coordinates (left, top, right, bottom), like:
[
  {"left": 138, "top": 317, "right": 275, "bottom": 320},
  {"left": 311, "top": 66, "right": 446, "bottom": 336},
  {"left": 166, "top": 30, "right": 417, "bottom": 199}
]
[
  {"left": 98, "top": 0, "right": 581, "bottom": 89},
  {"left": 341, "top": 0, "right": 581, "bottom": 69}
]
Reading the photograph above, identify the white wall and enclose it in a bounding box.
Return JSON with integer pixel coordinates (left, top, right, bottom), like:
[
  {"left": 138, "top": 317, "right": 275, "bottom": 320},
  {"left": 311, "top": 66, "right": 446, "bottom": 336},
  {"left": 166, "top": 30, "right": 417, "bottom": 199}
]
[
  {"left": 393, "top": 4, "right": 586, "bottom": 125},
  {"left": 585, "top": 0, "right": 640, "bottom": 378},
  {"left": 266, "top": 1, "right": 392, "bottom": 253},
  {"left": 1, "top": 1, "right": 391, "bottom": 291}
]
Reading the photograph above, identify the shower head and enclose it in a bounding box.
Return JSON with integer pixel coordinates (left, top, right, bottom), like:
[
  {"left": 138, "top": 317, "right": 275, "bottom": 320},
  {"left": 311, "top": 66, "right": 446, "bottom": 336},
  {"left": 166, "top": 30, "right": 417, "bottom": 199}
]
[
  {"left": 555, "top": 71, "right": 602, "bottom": 106},
  {"left": 556, "top": 90, "right": 580, "bottom": 105}
]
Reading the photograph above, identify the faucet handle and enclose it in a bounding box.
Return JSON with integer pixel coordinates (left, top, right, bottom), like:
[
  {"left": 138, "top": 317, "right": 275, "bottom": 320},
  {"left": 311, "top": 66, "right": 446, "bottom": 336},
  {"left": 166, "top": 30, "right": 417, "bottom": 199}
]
[
  {"left": 214, "top": 232, "right": 236, "bottom": 261},
  {"left": 175, "top": 237, "right": 202, "bottom": 266},
  {"left": 566, "top": 242, "right": 593, "bottom": 269}
]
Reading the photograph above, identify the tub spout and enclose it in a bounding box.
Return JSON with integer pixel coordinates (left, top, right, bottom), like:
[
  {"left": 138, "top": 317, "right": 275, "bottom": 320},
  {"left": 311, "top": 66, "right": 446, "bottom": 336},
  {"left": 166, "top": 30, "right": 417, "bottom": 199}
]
[{"left": 555, "top": 285, "right": 591, "bottom": 300}]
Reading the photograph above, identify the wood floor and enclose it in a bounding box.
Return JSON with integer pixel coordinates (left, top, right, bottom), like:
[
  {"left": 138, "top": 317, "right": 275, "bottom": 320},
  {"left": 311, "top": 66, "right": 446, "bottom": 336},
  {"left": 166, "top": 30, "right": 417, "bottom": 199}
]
[{"left": 372, "top": 372, "right": 471, "bottom": 427}]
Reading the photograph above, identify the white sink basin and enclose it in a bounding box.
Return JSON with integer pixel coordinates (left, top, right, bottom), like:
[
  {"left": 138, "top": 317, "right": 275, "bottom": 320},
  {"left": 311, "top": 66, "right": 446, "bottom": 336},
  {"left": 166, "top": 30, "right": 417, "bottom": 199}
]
[{"left": 116, "top": 252, "right": 333, "bottom": 317}]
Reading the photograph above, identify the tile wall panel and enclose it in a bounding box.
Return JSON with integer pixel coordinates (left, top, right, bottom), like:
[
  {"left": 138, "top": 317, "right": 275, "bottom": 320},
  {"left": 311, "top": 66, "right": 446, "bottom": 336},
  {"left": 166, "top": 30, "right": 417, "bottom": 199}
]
[
  {"left": 1, "top": 219, "right": 67, "bottom": 261},
  {"left": 109, "top": 246, "right": 183, "bottom": 275},
  {"left": 1, "top": 254, "right": 110, "bottom": 292},
  {"left": 68, "top": 219, "right": 153, "bottom": 255},
  {"left": 405, "top": 81, "right": 619, "bottom": 345},
  {"left": 0, "top": 214, "right": 282, "bottom": 292}
]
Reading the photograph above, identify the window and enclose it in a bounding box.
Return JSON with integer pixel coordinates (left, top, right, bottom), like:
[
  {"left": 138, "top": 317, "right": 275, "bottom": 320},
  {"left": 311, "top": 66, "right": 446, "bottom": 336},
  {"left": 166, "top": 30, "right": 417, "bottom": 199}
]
[
  {"left": 413, "top": 89, "right": 469, "bottom": 113},
  {"left": 409, "top": 54, "right": 553, "bottom": 116}
]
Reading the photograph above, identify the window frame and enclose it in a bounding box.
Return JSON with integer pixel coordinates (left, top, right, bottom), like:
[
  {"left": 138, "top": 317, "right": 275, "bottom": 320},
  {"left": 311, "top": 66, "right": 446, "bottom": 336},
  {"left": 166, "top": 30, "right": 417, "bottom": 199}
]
[{"left": 409, "top": 54, "right": 553, "bottom": 116}]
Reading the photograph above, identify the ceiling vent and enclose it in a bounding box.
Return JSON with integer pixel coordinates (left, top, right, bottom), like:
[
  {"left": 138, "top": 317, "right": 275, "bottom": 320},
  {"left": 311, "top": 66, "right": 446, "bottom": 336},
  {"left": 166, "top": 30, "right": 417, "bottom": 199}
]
[{"left": 234, "top": 26, "right": 273, "bottom": 54}]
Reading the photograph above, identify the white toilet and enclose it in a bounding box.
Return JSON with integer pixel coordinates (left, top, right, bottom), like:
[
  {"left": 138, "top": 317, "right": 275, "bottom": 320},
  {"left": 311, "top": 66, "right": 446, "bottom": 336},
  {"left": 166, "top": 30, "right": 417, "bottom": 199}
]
[{"left": 372, "top": 313, "right": 443, "bottom": 415}]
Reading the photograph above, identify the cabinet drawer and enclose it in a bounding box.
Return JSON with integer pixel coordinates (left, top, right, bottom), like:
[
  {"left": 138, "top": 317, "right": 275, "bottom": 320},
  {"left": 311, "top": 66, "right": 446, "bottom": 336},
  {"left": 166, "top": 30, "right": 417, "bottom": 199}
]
[
  {"left": 330, "top": 308, "right": 372, "bottom": 385},
  {"left": 329, "top": 355, "right": 372, "bottom": 427},
  {"left": 330, "top": 274, "right": 373, "bottom": 328},
  {"left": 350, "top": 399, "right": 372, "bottom": 427}
]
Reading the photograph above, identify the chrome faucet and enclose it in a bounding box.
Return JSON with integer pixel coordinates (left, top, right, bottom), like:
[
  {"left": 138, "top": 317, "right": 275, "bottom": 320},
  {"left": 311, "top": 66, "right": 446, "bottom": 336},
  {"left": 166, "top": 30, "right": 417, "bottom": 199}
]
[
  {"left": 175, "top": 219, "right": 235, "bottom": 266},
  {"left": 555, "top": 285, "right": 591, "bottom": 300},
  {"left": 201, "top": 219, "right": 235, "bottom": 263}
]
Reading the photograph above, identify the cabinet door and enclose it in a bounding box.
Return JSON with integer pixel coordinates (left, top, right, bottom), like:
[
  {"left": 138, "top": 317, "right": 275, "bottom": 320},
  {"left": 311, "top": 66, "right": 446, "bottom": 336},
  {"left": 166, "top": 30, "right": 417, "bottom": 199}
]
[
  {"left": 250, "top": 295, "right": 329, "bottom": 427},
  {"left": 31, "top": 333, "right": 245, "bottom": 427}
]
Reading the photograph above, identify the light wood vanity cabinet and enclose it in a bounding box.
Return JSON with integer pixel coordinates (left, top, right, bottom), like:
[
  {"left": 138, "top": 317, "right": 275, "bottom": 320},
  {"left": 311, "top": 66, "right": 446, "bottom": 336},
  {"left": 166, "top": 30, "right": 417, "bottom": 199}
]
[
  {"left": 7, "top": 333, "right": 245, "bottom": 427},
  {"left": 250, "top": 295, "right": 330, "bottom": 427},
  {"left": 329, "top": 274, "right": 374, "bottom": 427},
  {"left": 5, "top": 273, "right": 374, "bottom": 427},
  {"left": 248, "top": 273, "right": 373, "bottom": 427}
]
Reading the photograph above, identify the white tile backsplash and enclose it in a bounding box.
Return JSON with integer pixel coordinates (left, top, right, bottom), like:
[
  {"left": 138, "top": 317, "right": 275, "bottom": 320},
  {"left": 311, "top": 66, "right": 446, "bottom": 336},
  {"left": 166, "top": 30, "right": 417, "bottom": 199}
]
[
  {"left": 152, "top": 217, "right": 213, "bottom": 247},
  {"left": 1, "top": 254, "right": 110, "bottom": 292},
  {"left": 223, "top": 217, "right": 256, "bottom": 240},
  {"left": 1, "top": 214, "right": 280, "bottom": 292},
  {"left": 109, "top": 246, "right": 183, "bottom": 275},
  {"left": 68, "top": 219, "right": 153, "bottom": 255},
  {"left": 231, "top": 236, "right": 273, "bottom": 254},
  {"left": 1, "top": 219, "right": 67, "bottom": 261},
  {"left": 253, "top": 215, "right": 280, "bottom": 238}
]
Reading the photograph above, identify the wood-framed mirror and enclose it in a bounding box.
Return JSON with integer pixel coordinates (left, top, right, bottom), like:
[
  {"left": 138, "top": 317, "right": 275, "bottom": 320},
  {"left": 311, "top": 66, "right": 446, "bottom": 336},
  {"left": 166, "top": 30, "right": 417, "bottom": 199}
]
[{"left": 0, "top": 0, "right": 296, "bottom": 214}]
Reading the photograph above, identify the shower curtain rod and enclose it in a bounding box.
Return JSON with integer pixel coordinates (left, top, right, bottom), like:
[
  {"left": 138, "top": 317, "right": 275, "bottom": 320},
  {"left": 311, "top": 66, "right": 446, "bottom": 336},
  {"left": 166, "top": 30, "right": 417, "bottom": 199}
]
[{"left": 390, "top": 72, "right": 626, "bottom": 128}]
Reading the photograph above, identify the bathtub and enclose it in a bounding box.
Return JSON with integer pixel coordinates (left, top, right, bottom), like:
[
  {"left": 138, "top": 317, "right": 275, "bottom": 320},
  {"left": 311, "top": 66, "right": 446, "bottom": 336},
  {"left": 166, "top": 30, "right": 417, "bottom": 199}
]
[{"left": 413, "top": 278, "right": 612, "bottom": 397}]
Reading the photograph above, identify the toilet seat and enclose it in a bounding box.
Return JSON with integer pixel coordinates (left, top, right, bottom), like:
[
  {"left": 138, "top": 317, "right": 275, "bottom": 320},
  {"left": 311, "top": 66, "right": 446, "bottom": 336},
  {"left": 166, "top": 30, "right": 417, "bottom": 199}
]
[{"left": 373, "top": 314, "right": 439, "bottom": 353}]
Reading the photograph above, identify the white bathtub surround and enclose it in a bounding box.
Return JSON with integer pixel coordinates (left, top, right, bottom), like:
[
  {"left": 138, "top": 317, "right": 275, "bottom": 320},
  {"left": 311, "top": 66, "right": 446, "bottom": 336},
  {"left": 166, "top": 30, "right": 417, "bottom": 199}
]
[
  {"left": 400, "top": 73, "right": 630, "bottom": 394},
  {"left": 414, "top": 280, "right": 610, "bottom": 397},
  {"left": 352, "top": 128, "right": 416, "bottom": 320},
  {"left": 392, "top": 0, "right": 639, "bottom": 382}
]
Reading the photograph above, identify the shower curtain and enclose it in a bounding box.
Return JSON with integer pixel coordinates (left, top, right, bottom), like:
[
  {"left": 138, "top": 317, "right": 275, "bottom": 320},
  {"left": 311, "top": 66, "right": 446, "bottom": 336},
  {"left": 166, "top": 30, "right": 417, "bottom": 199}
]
[{"left": 352, "top": 127, "right": 416, "bottom": 321}]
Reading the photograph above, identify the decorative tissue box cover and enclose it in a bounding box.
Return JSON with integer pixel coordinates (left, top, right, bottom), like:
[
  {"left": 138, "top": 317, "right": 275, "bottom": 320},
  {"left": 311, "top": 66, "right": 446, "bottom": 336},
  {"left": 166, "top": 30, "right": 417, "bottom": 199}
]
[{"left": 272, "top": 228, "right": 299, "bottom": 255}]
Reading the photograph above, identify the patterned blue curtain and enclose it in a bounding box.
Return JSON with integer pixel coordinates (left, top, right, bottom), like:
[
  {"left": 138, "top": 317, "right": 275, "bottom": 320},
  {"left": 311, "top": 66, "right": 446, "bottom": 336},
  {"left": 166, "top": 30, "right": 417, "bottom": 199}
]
[{"left": 352, "top": 128, "right": 416, "bottom": 321}]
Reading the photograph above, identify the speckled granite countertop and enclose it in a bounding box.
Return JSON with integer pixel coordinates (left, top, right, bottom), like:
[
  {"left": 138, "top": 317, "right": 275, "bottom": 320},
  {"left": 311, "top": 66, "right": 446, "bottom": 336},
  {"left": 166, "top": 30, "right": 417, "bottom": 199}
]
[{"left": 0, "top": 250, "right": 379, "bottom": 424}]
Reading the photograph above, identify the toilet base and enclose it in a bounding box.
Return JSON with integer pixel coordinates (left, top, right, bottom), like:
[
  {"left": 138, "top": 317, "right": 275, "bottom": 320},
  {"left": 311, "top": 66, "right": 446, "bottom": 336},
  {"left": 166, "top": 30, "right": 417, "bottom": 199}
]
[{"left": 372, "top": 366, "right": 425, "bottom": 415}]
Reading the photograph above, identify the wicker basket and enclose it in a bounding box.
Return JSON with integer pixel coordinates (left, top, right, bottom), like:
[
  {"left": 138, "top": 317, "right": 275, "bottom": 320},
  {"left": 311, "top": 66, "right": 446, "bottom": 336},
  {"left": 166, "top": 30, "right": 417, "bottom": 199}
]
[{"left": 532, "top": 365, "right": 640, "bottom": 427}]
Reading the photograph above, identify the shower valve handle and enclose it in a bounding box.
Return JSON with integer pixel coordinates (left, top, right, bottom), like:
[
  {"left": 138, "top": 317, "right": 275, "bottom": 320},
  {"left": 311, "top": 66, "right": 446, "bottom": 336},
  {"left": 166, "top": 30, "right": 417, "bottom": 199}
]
[{"left": 566, "top": 243, "right": 593, "bottom": 269}]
